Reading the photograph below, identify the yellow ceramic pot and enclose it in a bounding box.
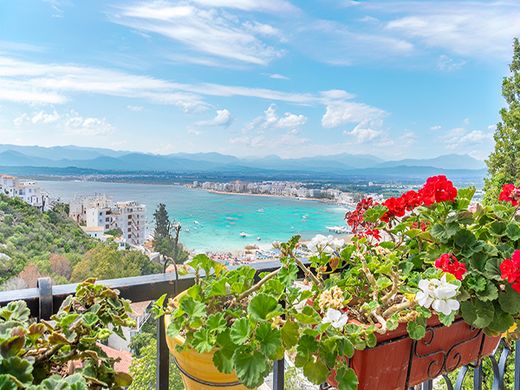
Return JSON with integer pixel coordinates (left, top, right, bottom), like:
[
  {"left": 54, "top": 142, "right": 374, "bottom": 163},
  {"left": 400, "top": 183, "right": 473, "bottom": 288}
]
[{"left": 164, "top": 294, "right": 252, "bottom": 389}]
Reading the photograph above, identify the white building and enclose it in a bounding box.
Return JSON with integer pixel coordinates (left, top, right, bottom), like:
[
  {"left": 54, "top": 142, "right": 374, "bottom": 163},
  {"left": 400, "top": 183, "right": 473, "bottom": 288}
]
[
  {"left": 70, "top": 196, "right": 146, "bottom": 246},
  {"left": 0, "top": 174, "right": 51, "bottom": 211}
]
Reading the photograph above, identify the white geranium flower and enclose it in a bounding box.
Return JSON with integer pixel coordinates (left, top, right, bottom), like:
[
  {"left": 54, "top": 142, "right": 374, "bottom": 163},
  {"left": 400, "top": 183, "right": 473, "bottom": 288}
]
[
  {"left": 322, "top": 308, "right": 349, "bottom": 329},
  {"left": 307, "top": 234, "right": 344, "bottom": 255},
  {"left": 415, "top": 275, "right": 460, "bottom": 316},
  {"left": 293, "top": 281, "right": 312, "bottom": 313}
]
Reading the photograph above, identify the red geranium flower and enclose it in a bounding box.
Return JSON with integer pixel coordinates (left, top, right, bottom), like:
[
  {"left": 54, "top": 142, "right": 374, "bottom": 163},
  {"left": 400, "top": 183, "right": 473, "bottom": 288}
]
[
  {"left": 401, "top": 190, "right": 423, "bottom": 211},
  {"left": 419, "top": 175, "right": 458, "bottom": 206},
  {"left": 434, "top": 253, "right": 467, "bottom": 280},
  {"left": 500, "top": 250, "right": 520, "bottom": 284},
  {"left": 499, "top": 184, "right": 520, "bottom": 207}
]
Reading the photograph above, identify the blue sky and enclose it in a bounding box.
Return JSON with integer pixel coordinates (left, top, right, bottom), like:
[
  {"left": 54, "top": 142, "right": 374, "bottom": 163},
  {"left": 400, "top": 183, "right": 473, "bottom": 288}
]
[{"left": 0, "top": 0, "right": 518, "bottom": 160}]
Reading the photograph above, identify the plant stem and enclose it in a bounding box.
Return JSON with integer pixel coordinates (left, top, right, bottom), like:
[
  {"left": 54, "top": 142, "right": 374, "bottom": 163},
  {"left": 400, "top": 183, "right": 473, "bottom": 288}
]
[
  {"left": 289, "top": 253, "right": 323, "bottom": 288},
  {"left": 382, "top": 272, "right": 400, "bottom": 304},
  {"left": 237, "top": 267, "right": 282, "bottom": 301},
  {"left": 382, "top": 299, "right": 412, "bottom": 317}
]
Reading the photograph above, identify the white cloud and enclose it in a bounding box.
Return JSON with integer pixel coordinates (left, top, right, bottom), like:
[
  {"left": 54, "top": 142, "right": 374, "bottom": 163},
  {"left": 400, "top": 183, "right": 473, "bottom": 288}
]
[
  {"left": 112, "top": 1, "right": 284, "bottom": 66},
  {"left": 64, "top": 111, "right": 113, "bottom": 136},
  {"left": 437, "top": 55, "right": 465, "bottom": 71},
  {"left": 127, "top": 105, "right": 144, "bottom": 112},
  {"left": 430, "top": 125, "right": 442, "bottom": 131},
  {"left": 190, "top": 0, "right": 297, "bottom": 13},
  {"left": 277, "top": 112, "right": 307, "bottom": 129},
  {"left": 345, "top": 124, "right": 381, "bottom": 143},
  {"left": 13, "top": 109, "right": 113, "bottom": 137},
  {"left": 197, "top": 108, "right": 233, "bottom": 126},
  {"left": 244, "top": 104, "right": 307, "bottom": 132},
  {"left": 321, "top": 101, "right": 385, "bottom": 129},
  {"left": 267, "top": 73, "right": 289, "bottom": 80},
  {"left": 442, "top": 127, "right": 491, "bottom": 150},
  {"left": 383, "top": 1, "right": 520, "bottom": 60}
]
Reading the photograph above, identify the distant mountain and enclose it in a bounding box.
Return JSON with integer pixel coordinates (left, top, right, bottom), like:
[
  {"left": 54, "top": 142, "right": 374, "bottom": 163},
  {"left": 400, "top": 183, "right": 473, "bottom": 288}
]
[
  {"left": 0, "top": 144, "right": 486, "bottom": 177},
  {"left": 378, "top": 154, "right": 485, "bottom": 170}
]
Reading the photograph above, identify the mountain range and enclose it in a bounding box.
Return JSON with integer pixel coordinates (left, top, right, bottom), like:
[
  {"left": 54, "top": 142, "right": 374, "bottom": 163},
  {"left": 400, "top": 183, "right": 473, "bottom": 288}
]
[{"left": 0, "top": 144, "right": 486, "bottom": 179}]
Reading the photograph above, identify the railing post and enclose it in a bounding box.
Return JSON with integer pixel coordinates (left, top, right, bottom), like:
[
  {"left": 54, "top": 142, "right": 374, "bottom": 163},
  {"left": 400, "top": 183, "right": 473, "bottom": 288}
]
[
  {"left": 421, "top": 379, "right": 433, "bottom": 390},
  {"left": 473, "top": 363, "right": 483, "bottom": 390},
  {"left": 157, "top": 316, "right": 169, "bottom": 390},
  {"left": 515, "top": 341, "right": 520, "bottom": 390},
  {"left": 273, "top": 359, "right": 284, "bottom": 390},
  {"left": 37, "top": 277, "right": 53, "bottom": 320}
]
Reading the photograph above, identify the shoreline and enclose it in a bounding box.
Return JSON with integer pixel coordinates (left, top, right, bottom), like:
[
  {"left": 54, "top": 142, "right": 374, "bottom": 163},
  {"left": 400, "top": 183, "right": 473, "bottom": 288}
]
[{"left": 204, "top": 188, "right": 350, "bottom": 207}]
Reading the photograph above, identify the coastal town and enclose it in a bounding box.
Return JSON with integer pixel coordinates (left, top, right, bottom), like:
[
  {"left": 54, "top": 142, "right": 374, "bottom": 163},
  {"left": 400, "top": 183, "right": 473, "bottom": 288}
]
[{"left": 189, "top": 179, "right": 385, "bottom": 205}]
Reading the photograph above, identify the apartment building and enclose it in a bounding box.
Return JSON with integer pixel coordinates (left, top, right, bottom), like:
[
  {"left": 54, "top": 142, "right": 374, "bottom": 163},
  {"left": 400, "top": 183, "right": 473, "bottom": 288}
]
[
  {"left": 0, "top": 174, "right": 51, "bottom": 211},
  {"left": 69, "top": 195, "right": 146, "bottom": 246}
]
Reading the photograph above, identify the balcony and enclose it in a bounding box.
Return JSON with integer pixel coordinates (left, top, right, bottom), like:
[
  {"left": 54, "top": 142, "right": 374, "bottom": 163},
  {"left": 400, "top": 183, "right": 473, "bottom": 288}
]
[{"left": 1, "top": 261, "right": 519, "bottom": 390}]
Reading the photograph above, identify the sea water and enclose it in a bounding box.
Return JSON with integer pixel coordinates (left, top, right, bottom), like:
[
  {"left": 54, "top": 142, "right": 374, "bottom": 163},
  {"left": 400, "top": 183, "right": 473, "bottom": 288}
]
[{"left": 40, "top": 180, "right": 349, "bottom": 252}]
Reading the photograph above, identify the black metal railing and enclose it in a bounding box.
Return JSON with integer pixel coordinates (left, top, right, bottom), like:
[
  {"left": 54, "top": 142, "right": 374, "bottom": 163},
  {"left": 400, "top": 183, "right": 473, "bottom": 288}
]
[{"left": 0, "top": 260, "right": 519, "bottom": 390}]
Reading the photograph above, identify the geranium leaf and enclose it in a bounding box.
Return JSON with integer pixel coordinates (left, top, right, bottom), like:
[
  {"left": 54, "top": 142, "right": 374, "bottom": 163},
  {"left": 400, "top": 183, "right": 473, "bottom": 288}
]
[
  {"left": 233, "top": 348, "right": 267, "bottom": 389},
  {"left": 303, "top": 360, "right": 328, "bottom": 384},
  {"left": 461, "top": 299, "right": 494, "bottom": 328},
  {"left": 407, "top": 321, "right": 426, "bottom": 340},
  {"left": 281, "top": 320, "right": 299, "bottom": 349},
  {"left": 498, "top": 285, "right": 520, "bottom": 314},
  {"left": 335, "top": 367, "right": 359, "bottom": 390},
  {"left": 256, "top": 323, "right": 281, "bottom": 359},
  {"left": 247, "top": 293, "right": 279, "bottom": 321},
  {"left": 230, "top": 318, "right": 250, "bottom": 344}
]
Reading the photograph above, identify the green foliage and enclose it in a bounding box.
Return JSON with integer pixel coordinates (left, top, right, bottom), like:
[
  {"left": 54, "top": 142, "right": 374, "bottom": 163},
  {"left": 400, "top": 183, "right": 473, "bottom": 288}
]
[
  {"left": 70, "top": 243, "right": 160, "bottom": 282},
  {"left": 484, "top": 38, "right": 520, "bottom": 204},
  {"left": 0, "top": 280, "right": 135, "bottom": 389}
]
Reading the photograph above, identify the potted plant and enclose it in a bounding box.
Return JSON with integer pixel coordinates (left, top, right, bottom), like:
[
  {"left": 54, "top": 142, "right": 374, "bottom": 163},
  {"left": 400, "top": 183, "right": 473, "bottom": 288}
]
[
  {"left": 0, "top": 279, "right": 135, "bottom": 389},
  {"left": 156, "top": 253, "right": 300, "bottom": 389},
  {"left": 285, "top": 176, "right": 520, "bottom": 389}
]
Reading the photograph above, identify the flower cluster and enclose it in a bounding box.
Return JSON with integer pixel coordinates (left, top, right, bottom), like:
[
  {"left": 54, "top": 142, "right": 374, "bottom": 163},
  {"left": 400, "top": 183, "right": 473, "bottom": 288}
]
[
  {"left": 499, "top": 184, "right": 520, "bottom": 206},
  {"left": 415, "top": 275, "right": 460, "bottom": 316},
  {"left": 434, "top": 253, "right": 467, "bottom": 280},
  {"left": 500, "top": 250, "right": 520, "bottom": 293},
  {"left": 307, "top": 234, "right": 344, "bottom": 255},
  {"left": 318, "top": 286, "right": 344, "bottom": 311},
  {"left": 346, "top": 197, "right": 378, "bottom": 234},
  {"left": 322, "top": 308, "right": 349, "bottom": 329},
  {"left": 381, "top": 190, "right": 422, "bottom": 222},
  {"left": 418, "top": 175, "right": 457, "bottom": 206}
]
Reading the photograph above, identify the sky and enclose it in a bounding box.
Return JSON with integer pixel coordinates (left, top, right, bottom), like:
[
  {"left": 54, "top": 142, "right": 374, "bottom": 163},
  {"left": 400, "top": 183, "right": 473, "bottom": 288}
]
[{"left": 0, "top": 0, "right": 518, "bottom": 160}]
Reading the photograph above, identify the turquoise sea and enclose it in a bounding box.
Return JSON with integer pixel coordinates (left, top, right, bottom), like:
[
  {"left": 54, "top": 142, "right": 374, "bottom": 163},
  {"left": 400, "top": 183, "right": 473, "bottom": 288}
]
[{"left": 40, "top": 181, "right": 349, "bottom": 252}]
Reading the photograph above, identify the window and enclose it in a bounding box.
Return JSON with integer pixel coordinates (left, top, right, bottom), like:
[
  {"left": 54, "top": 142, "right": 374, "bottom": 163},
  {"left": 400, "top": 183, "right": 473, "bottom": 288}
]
[
  {"left": 128, "top": 234, "right": 131, "bottom": 239},
  {"left": 128, "top": 228, "right": 131, "bottom": 232}
]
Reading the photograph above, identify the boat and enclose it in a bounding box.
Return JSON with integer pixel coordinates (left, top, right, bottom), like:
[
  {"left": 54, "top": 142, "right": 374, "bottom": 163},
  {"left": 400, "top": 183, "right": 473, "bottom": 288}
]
[
  {"left": 257, "top": 237, "right": 261, "bottom": 241},
  {"left": 327, "top": 226, "right": 349, "bottom": 234},
  {"left": 257, "top": 208, "right": 265, "bottom": 213},
  {"left": 240, "top": 232, "right": 247, "bottom": 237}
]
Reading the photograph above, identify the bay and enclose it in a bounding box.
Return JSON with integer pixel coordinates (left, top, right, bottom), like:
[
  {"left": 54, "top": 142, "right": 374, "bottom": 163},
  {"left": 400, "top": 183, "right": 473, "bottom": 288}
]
[{"left": 40, "top": 180, "right": 348, "bottom": 252}]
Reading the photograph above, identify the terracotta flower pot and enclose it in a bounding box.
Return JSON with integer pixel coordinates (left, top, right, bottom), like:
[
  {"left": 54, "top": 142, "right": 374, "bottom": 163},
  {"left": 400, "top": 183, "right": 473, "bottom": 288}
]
[
  {"left": 328, "top": 317, "right": 500, "bottom": 390},
  {"left": 164, "top": 292, "right": 253, "bottom": 389}
]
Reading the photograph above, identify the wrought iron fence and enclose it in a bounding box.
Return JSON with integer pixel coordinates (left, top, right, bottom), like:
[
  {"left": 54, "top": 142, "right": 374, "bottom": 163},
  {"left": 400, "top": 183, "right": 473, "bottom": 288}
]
[{"left": 0, "top": 261, "right": 518, "bottom": 390}]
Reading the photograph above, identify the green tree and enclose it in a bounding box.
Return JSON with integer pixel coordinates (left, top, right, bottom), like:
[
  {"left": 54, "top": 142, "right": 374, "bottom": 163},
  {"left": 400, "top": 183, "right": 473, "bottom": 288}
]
[
  {"left": 70, "top": 243, "right": 160, "bottom": 281},
  {"left": 153, "top": 203, "right": 171, "bottom": 241},
  {"left": 484, "top": 38, "right": 520, "bottom": 203}
]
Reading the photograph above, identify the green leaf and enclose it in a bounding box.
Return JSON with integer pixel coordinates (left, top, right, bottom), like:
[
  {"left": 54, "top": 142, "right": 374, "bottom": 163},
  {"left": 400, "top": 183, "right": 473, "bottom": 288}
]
[
  {"left": 490, "top": 221, "right": 507, "bottom": 236},
  {"left": 81, "top": 312, "right": 98, "bottom": 327},
  {"left": 207, "top": 313, "right": 227, "bottom": 334},
  {"left": 294, "top": 305, "right": 320, "bottom": 325},
  {"left": 431, "top": 223, "right": 458, "bottom": 242},
  {"left": 0, "top": 375, "right": 18, "bottom": 390},
  {"left": 230, "top": 318, "right": 250, "bottom": 344},
  {"left": 166, "top": 319, "right": 181, "bottom": 338},
  {"left": 188, "top": 254, "right": 226, "bottom": 277},
  {"left": 479, "top": 282, "right": 499, "bottom": 302},
  {"left": 407, "top": 321, "right": 426, "bottom": 340},
  {"left": 180, "top": 297, "right": 206, "bottom": 319},
  {"left": 213, "top": 329, "right": 235, "bottom": 374},
  {"left": 278, "top": 263, "right": 299, "bottom": 286},
  {"left": 365, "top": 332, "right": 377, "bottom": 348},
  {"left": 438, "top": 311, "right": 456, "bottom": 326},
  {"left": 295, "top": 334, "right": 319, "bottom": 367},
  {"left": 363, "top": 205, "right": 388, "bottom": 223},
  {"left": 498, "top": 284, "right": 520, "bottom": 314},
  {"left": 454, "top": 229, "right": 476, "bottom": 249},
  {"left": 456, "top": 187, "right": 476, "bottom": 210},
  {"left": 303, "top": 360, "right": 329, "bottom": 384},
  {"left": 376, "top": 276, "right": 392, "bottom": 290},
  {"left": 335, "top": 367, "right": 359, "bottom": 390},
  {"left": 192, "top": 328, "right": 215, "bottom": 353},
  {"left": 506, "top": 223, "right": 520, "bottom": 240},
  {"left": 0, "top": 357, "right": 32, "bottom": 385},
  {"left": 486, "top": 306, "right": 514, "bottom": 335},
  {"left": 247, "top": 293, "right": 279, "bottom": 321},
  {"left": 460, "top": 299, "right": 495, "bottom": 328},
  {"left": 233, "top": 348, "right": 268, "bottom": 389},
  {"left": 256, "top": 323, "right": 282, "bottom": 359},
  {"left": 281, "top": 320, "right": 299, "bottom": 349}
]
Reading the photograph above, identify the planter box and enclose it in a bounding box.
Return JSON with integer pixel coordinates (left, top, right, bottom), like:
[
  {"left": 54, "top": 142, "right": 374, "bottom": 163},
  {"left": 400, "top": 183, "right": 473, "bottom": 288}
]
[{"left": 329, "top": 317, "right": 500, "bottom": 390}]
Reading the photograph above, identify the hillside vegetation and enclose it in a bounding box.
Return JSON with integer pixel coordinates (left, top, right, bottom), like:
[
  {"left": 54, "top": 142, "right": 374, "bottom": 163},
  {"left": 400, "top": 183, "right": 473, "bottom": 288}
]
[{"left": 0, "top": 195, "right": 160, "bottom": 289}]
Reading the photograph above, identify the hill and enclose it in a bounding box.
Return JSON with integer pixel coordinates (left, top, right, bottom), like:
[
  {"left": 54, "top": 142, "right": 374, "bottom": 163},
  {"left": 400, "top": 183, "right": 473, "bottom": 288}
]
[{"left": 0, "top": 195, "right": 160, "bottom": 289}]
